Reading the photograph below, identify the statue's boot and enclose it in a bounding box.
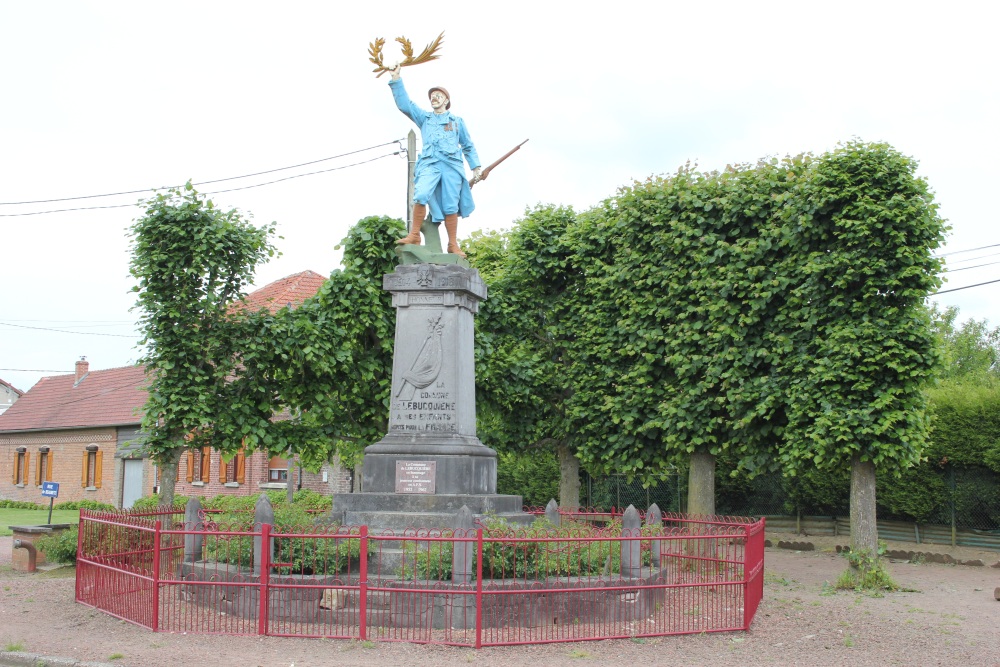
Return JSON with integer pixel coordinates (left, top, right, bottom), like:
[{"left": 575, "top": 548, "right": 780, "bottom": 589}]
[
  {"left": 444, "top": 213, "right": 466, "bottom": 258},
  {"left": 397, "top": 203, "right": 426, "bottom": 245}
]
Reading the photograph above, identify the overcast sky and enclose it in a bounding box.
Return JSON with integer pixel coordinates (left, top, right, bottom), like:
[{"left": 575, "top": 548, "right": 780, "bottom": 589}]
[{"left": 2, "top": 1, "right": 997, "bottom": 393}]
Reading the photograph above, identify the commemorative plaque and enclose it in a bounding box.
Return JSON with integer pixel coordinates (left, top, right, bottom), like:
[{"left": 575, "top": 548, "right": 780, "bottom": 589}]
[{"left": 395, "top": 461, "right": 436, "bottom": 494}]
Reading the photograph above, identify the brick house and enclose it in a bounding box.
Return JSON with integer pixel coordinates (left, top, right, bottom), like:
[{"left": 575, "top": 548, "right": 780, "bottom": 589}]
[
  {"left": 0, "top": 378, "right": 24, "bottom": 416},
  {"left": 0, "top": 271, "right": 354, "bottom": 507},
  {"left": 0, "top": 359, "right": 154, "bottom": 508}
]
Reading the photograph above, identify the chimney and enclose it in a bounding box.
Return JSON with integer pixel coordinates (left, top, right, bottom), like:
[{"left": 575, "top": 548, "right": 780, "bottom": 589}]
[{"left": 74, "top": 356, "right": 89, "bottom": 386}]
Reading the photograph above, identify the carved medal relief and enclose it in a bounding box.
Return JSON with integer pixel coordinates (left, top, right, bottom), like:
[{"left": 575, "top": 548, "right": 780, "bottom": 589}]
[{"left": 389, "top": 313, "right": 457, "bottom": 434}]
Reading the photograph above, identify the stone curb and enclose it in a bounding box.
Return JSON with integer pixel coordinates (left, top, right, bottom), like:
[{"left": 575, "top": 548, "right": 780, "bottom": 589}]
[
  {"left": 764, "top": 539, "right": 1000, "bottom": 568},
  {"left": 0, "top": 651, "right": 115, "bottom": 667}
]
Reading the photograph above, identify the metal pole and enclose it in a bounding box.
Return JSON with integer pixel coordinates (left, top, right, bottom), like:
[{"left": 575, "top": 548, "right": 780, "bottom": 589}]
[
  {"left": 406, "top": 129, "right": 416, "bottom": 226},
  {"left": 359, "top": 526, "right": 368, "bottom": 641},
  {"left": 152, "top": 520, "right": 162, "bottom": 631},
  {"left": 258, "top": 523, "right": 271, "bottom": 635},
  {"left": 475, "top": 528, "right": 484, "bottom": 649}
]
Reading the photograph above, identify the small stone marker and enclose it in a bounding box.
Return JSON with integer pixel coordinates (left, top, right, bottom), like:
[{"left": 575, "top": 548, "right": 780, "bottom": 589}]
[
  {"left": 646, "top": 503, "right": 662, "bottom": 567},
  {"left": 183, "top": 497, "right": 204, "bottom": 563},
  {"left": 253, "top": 494, "right": 275, "bottom": 575},
  {"left": 451, "top": 505, "right": 475, "bottom": 585},
  {"left": 621, "top": 505, "right": 642, "bottom": 579},
  {"left": 994, "top": 587, "right": 1000, "bottom": 601},
  {"left": 545, "top": 499, "right": 560, "bottom": 527}
]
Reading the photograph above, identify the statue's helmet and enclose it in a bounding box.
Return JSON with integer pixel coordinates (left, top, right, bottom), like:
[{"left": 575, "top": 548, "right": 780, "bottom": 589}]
[{"left": 428, "top": 86, "right": 451, "bottom": 110}]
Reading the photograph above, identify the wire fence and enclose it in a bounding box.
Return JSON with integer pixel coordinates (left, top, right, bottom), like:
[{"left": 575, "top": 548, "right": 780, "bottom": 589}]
[{"left": 586, "top": 464, "right": 1000, "bottom": 534}]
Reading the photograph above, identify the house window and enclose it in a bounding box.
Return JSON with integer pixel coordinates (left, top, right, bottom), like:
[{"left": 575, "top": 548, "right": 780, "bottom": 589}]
[
  {"left": 219, "top": 449, "right": 246, "bottom": 485},
  {"left": 35, "top": 447, "right": 53, "bottom": 486},
  {"left": 12, "top": 447, "right": 29, "bottom": 486},
  {"left": 82, "top": 445, "right": 102, "bottom": 489},
  {"left": 186, "top": 447, "right": 211, "bottom": 484},
  {"left": 268, "top": 457, "right": 288, "bottom": 483}
]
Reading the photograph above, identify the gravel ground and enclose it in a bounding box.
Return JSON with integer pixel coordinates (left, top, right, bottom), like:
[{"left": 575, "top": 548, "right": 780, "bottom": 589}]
[{"left": 2, "top": 533, "right": 999, "bottom": 667}]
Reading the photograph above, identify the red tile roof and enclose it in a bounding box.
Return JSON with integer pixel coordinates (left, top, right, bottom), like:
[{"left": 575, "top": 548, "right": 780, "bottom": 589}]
[
  {"left": 0, "top": 365, "right": 147, "bottom": 433},
  {"left": 238, "top": 270, "right": 327, "bottom": 314}
]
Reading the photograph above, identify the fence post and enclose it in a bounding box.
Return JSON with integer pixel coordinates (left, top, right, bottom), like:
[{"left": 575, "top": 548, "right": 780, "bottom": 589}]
[
  {"left": 950, "top": 465, "right": 957, "bottom": 547},
  {"left": 621, "top": 505, "right": 641, "bottom": 579},
  {"left": 358, "top": 526, "right": 368, "bottom": 642},
  {"left": 475, "top": 527, "right": 483, "bottom": 650},
  {"left": 75, "top": 511, "right": 85, "bottom": 602},
  {"left": 258, "top": 522, "right": 271, "bottom": 636},
  {"left": 152, "top": 520, "right": 162, "bottom": 631}
]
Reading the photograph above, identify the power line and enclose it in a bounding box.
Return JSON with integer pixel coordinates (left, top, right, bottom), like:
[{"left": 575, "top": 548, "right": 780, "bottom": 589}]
[
  {"left": 0, "top": 139, "right": 404, "bottom": 206},
  {"left": 0, "top": 368, "right": 73, "bottom": 373},
  {"left": 935, "top": 242, "right": 1000, "bottom": 258},
  {"left": 0, "top": 322, "right": 139, "bottom": 338},
  {"left": 932, "top": 278, "right": 1000, "bottom": 295},
  {"left": 0, "top": 151, "right": 403, "bottom": 218},
  {"left": 943, "top": 260, "right": 1000, "bottom": 273}
]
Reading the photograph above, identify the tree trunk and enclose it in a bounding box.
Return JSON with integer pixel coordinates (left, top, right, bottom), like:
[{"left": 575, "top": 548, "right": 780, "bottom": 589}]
[
  {"left": 556, "top": 443, "right": 580, "bottom": 509},
  {"left": 687, "top": 446, "right": 716, "bottom": 517},
  {"left": 157, "top": 447, "right": 183, "bottom": 509},
  {"left": 849, "top": 454, "right": 878, "bottom": 556}
]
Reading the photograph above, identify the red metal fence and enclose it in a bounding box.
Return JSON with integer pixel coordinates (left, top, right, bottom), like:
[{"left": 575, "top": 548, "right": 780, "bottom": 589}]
[{"left": 76, "top": 508, "right": 765, "bottom": 647}]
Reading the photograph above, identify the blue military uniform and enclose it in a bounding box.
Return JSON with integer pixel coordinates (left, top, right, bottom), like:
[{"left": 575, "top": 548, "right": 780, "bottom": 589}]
[{"left": 390, "top": 78, "right": 480, "bottom": 222}]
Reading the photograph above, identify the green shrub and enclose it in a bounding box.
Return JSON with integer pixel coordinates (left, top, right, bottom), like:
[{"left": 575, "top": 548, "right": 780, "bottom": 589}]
[
  {"left": 36, "top": 525, "right": 80, "bottom": 563},
  {"left": 131, "top": 495, "right": 190, "bottom": 511},
  {"left": 54, "top": 500, "right": 116, "bottom": 511},
  {"left": 400, "top": 516, "right": 635, "bottom": 581},
  {"left": 496, "top": 449, "right": 560, "bottom": 508},
  {"left": 0, "top": 500, "right": 43, "bottom": 509}
]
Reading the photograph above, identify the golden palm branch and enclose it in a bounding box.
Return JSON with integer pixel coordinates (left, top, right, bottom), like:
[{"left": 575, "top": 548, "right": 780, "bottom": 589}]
[{"left": 369, "top": 31, "right": 445, "bottom": 78}]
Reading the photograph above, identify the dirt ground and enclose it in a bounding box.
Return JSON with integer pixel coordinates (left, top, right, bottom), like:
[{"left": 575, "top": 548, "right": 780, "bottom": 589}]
[{"left": 1, "top": 533, "right": 998, "bottom": 667}]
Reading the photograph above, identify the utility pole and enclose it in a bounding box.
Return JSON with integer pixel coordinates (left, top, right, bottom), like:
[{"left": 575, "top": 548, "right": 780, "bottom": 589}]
[{"left": 406, "top": 129, "right": 416, "bottom": 226}]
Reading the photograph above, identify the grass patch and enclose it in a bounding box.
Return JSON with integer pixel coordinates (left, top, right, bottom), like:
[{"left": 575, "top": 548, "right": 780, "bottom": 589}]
[
  {"left": 108, "top": 653, "right": 125, "bottom": 661},
  {"left": 4, "top": 641, "right": 25, "bottom": 652},
  {"left": 0, "top": 509, "right": 80, "bottom": 536}
]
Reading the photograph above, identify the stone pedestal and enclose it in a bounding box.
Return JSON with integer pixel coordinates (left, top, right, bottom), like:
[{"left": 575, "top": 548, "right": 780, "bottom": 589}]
[
  {"left": 330, "top": 264, "right": 528, "bottom": 534},
  {"left": 362, "top": 263, "right": 496, "bottom": 496}
]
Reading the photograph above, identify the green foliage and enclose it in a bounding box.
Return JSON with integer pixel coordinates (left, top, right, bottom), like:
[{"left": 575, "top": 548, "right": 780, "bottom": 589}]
[
  {"left": 220, "top": 215, "right": 404, "bottom": 470},
  {"left": 399, "top": 517, "right": 643, "bottom": 581},
  {"left": 131, "top": 495, "right": 189, "bottom": 512},
  {"left": 926, "top": 380, "right": 1000, "bottom": 472},
  {"left": 566, "top": 143, "right": 945, "bottom": 485},
  {"left": 129, "top": 183, "right": 278, "bottom": 505},
  {"left": 836, "top": 544, "right": 898, "bottom": 592},
  {"left": 930, "top": 305, "right": 1000, "bottom": 381},
  {"left": 0, "top": 500, "right": 42, "bottom": 509},
  {"left": 35, "top": 525, "right": 80, "bottom": 564},
  {"left": 53, "top": 500, "right": 116, "bottom": 511},
  {"left": 471, "top": 206, "right": 587, "bottom": 504},
  {"left": 496, "top": 449, "right": 559, "bottom": 508}
]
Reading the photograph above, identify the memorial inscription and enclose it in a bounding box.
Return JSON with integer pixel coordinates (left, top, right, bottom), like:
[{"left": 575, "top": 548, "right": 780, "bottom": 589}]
[{"left": 395, "top": 461, "right": 437, "bottom": 494}]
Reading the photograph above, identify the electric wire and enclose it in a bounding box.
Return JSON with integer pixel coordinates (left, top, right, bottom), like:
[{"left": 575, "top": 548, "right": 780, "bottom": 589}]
[
  {"left": 931, "top": 278, "right": 1000, "bottom": 295},
  {"left": 0, "top": 139, "right": 405, "bottom": 206},
  {"left": 0, "top": 150, "right": 404, "bottom": 218},
  {"left": 0, "top": 322, "right": 139, "bottom": 338}
]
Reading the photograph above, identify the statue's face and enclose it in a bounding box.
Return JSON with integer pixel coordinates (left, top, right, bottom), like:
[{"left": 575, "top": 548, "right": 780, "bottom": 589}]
[{"left": 429, "top": 90, "right": 449, "bottom": 112}]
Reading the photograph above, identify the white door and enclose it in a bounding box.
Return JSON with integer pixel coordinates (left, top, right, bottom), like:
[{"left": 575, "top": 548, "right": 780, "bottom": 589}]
[{"left": 122, "top": 459, "right": 144, "bottom": 509}]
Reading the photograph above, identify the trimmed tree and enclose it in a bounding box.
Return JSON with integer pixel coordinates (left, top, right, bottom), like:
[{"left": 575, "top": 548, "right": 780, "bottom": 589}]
[
  {"left": 128, "top": 184, "right": 277, "bottom": 508},
  {"left": 470, "top": 206, "right": 586, "bottom": 507}
]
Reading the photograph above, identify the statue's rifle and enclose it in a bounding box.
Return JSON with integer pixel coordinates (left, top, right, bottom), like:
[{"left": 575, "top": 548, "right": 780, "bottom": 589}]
[{"left": 470, "top": 139, "right": 529, "bottom": 188}]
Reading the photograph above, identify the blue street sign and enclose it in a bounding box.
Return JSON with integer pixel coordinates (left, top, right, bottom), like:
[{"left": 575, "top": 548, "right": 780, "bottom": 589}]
[{"left": 41, "top": 481, "right": 60, "bottom": 498}]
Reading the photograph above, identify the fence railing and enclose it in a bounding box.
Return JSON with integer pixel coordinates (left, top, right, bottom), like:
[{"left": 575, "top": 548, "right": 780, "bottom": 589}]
[{"left": 75, "top": 508, "right": 765, "bottom": 647}]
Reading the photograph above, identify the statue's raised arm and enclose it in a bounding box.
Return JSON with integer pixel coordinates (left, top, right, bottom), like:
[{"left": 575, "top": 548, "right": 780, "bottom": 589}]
[{"left": 385, "top": 53, "right": 480, "bottom": 259}]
